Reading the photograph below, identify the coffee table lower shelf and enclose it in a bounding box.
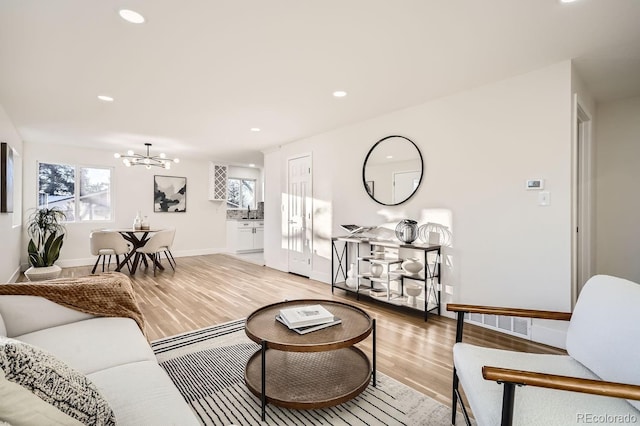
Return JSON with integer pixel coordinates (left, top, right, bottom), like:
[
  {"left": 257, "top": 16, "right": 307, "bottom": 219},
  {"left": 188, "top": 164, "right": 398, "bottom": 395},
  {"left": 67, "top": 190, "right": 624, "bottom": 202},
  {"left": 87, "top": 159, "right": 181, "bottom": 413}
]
[{"left": 244, "top": 346, "right": 372, "bottom": 410}]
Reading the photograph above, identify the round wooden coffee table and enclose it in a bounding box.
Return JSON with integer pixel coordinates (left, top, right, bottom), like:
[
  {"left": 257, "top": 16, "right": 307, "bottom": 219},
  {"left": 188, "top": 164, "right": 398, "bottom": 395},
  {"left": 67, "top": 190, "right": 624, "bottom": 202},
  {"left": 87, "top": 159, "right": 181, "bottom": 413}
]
[{"left": 244, "top": 299, "right": 376, "bottom": 420}]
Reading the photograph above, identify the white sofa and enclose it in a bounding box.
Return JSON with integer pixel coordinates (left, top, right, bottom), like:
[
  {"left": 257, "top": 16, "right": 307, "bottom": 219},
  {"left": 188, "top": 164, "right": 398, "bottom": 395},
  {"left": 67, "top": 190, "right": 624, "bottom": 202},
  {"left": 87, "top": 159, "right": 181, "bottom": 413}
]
[
  {"left": 448, "top": 275, "right": 640, "bottom": 426},
  {"left": 0, "top": 294, "right": 200, "bottom": 426}
]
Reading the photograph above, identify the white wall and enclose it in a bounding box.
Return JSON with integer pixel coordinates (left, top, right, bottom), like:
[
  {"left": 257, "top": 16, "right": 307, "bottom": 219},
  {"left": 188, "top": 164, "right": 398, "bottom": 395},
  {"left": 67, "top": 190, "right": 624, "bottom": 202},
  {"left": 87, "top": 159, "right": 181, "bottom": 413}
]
[
  {"left": 0, "top": 104, "right": 23, "bottom": 282},
  {"left": 595, "top": 96, "right": 640, "bottom": 283},
  {"left": 265, "top": 61, "right": 575, "bottom": 338},
  {"left": 22, "top": 142, "right": 228, "bottom": 267}
]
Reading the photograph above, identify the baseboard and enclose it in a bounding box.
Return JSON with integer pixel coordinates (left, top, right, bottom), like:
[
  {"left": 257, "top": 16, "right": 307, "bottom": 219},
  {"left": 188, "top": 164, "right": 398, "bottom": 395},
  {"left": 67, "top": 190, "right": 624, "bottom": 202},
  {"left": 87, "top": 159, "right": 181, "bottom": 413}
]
[
  {"left": 22, "top": 248, "right": 228, "bottom": 270},
  {"left": 8, "top": 266, "right": 21, "bottom": 283},
  {"left": 310, "top": 270, "right": 331, "bottom": 284},
  {"left": 530, "top": 319, "right": 568, "bottom": 349}
]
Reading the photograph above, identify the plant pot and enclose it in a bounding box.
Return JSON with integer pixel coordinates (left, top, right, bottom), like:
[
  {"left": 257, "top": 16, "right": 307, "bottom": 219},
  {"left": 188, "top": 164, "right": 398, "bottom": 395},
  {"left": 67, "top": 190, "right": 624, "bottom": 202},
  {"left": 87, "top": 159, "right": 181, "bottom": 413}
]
[{"left": 24, "top": 265, "right": 62, "bottom": 281}]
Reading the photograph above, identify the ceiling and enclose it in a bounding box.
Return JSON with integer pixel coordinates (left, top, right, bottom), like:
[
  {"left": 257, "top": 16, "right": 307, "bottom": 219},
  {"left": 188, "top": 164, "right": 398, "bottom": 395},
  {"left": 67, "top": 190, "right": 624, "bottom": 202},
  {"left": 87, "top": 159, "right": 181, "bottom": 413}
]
[{"left": 1, "top": 1, "right": 639, "bottom": 166}]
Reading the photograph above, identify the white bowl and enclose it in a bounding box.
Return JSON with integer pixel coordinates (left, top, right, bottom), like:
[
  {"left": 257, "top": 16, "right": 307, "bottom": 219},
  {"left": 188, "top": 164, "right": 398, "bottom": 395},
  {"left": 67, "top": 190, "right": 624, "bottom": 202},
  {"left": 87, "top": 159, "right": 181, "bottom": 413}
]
[{"left": 405, "top": 285, "right": 422, "bottom": 297}]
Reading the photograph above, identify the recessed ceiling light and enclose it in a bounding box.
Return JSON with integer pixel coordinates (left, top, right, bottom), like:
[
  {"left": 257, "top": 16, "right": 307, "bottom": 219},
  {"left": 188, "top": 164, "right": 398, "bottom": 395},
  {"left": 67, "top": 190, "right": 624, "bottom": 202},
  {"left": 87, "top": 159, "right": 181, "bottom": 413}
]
[
  {"left": 560, "top": 0, "right": 578, "bottom": 3},
  {"left": 333, "top": 91, "right": 347, "bottom": 98},
  {"left": 386, "top": 155, "right": 393, "bottom": 159},
  {"left": 97, "top": 95, "right": 114, "bottom": 102},
  {"left": 249, "top": 163, "right": 256, "bottom": 168},
  {"left": 119, "top": 9, "right": 145, "bottom": 24},
  {"left": 250, "top": 128, "right": 261, "bottom": 132}
]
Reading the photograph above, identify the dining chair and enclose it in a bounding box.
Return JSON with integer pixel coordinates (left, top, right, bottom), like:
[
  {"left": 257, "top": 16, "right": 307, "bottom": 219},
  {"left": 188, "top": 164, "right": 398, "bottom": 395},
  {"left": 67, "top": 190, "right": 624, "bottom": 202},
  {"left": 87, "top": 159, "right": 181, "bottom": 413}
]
[
  {"left": 135, "top": 229, "right": 176, "bottom": 276},
  {"left": 89, "top": 231, "right": 132, "bottom": 274}
]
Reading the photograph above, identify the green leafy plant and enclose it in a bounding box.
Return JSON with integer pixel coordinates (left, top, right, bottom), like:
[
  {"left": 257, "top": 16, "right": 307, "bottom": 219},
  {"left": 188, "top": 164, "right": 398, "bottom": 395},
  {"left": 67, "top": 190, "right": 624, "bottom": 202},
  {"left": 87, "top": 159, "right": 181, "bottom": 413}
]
[{"left": 26, "top": 207, "right": 66, "bottom": 267}]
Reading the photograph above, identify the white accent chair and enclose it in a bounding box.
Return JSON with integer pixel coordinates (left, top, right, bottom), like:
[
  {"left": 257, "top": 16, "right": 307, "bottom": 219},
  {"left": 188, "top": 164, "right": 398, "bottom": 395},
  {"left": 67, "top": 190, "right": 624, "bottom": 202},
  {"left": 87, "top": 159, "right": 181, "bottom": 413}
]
[
  {"left": 90, "top": 231, "right": 131, "bottom": 274},
  {"left": 135, "top": 229, "right": 176, "bottom": 276},
  {"left": 447, "top": 275, "right": 640, "bottom": 426}
]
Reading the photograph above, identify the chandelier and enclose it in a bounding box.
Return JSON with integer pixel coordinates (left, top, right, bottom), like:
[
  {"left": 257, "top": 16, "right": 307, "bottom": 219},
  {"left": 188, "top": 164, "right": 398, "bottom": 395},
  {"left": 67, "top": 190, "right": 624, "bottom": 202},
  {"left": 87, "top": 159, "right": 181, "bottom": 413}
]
[{"left": 114, "top": 143, "right": 180, "bottom": 169}]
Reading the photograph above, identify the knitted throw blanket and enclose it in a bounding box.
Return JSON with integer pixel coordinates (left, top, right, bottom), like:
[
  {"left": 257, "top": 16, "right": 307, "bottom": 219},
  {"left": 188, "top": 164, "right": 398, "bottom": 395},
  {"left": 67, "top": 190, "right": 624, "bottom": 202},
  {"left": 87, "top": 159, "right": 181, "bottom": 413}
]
[{"left": 0, "top": 272, "right": 146, "bottom": 335}]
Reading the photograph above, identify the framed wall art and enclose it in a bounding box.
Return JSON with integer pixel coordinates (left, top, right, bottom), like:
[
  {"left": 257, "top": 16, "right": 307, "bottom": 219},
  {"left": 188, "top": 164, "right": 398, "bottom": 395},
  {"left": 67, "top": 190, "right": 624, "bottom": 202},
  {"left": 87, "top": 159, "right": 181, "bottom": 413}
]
[
  {"left": 154, "top": 175, "right": 186, "bottom": 212},
  {"left": 1, "top": 142, "right": 14, "bottom": 213}
]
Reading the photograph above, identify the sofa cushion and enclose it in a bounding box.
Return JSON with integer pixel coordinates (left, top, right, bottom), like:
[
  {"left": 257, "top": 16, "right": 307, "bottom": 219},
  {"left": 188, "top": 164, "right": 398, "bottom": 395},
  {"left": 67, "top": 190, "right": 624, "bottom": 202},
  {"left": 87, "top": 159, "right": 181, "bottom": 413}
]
[
  {"left": 0, "top": 336, "right": 115, "bottom": 426},
  {"left": 88, "top": 360, "right": 200, "bottom": 426},
  {"left": 566, "top": 274, "right": 640, "bottom": 411},
  {"left": 0, "top": 296, "right": 94, "bottom": 337},
  {"left": 454, "top": 343, "right": 640, "bottom": 426},
  {"left": 0, "top": 369, "right": 83, "bottom": 425},
  {"left": 16, "top": 317, "right": 155, "bottom": 375}
]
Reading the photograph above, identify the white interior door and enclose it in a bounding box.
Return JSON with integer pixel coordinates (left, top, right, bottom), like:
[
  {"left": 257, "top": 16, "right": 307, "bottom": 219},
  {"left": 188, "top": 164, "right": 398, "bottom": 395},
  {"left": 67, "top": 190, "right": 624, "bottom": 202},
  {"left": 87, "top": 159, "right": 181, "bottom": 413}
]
[
  {"left": 393, "top": 170, "right": 420, "bottom": 204},
  {"left": 287, "top": 154, "right": 312, "bottom": 276},
  {"left": 572, "top": 95, "right": 594, "bottom": 306}
]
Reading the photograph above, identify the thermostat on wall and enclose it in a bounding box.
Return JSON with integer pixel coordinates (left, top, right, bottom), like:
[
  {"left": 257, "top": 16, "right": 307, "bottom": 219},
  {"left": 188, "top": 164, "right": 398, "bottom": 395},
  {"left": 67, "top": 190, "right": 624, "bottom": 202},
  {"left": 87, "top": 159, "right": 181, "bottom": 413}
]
[{"left": 526, "top": 179, "right": 544, "bottom": 190}]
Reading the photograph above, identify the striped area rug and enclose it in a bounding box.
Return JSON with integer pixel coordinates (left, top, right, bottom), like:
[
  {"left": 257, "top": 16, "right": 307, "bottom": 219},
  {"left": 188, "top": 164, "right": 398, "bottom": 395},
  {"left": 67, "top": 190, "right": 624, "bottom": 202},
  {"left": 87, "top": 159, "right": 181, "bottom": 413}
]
[{"left": 152, "top": 319, "right": 461, "bottom": 426}]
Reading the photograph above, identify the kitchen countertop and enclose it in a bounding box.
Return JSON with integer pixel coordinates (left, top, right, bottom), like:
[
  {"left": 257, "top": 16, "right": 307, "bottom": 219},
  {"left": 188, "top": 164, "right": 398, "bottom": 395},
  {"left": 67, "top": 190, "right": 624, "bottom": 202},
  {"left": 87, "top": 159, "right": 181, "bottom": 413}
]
[{"left": 227, "top": 218, "right": 264, "bottom": 221}]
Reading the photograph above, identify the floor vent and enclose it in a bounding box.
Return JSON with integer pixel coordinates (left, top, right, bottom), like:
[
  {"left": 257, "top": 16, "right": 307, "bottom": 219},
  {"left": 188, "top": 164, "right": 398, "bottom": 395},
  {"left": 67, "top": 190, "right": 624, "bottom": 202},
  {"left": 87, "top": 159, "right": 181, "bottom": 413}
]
[{"left": 464, "top": 312, "right": 531, "bottom": 339}]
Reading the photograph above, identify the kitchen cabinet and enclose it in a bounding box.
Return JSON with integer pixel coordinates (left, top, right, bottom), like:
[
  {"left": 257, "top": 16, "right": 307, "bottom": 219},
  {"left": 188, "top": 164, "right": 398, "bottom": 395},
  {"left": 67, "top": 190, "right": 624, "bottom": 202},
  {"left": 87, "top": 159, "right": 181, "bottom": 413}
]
[{"left": 227, "top": 220, "right": 264, "bottom": 252}]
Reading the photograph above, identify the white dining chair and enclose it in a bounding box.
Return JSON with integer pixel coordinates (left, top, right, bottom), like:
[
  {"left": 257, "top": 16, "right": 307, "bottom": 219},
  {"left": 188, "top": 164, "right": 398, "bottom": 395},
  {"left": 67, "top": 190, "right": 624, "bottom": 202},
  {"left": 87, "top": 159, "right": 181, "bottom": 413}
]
[
  {"left": 89, "top": 231, "right": 131, "bottom": 274},
  {"left": 135, "top": 229, "right": 176, "bottom": 276}
]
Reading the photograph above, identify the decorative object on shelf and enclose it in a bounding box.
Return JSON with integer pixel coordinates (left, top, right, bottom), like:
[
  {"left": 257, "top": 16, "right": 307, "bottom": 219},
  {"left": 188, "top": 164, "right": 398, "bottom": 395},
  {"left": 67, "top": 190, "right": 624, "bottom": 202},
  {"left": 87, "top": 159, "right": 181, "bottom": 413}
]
[
  {"left": 373, "top": 245, "right": 385, "bottom": 260},
  {"left": 402, "top": 257, "right": 424, "bottom": 274},
  {"left": 154, "top": 175, "right": 187, "bottom": 213},
  {"left": 362, "top": 135, "right": 423, "bottom": 206},
  {"left": 418, "top": 222, "right": 452, "bottom": 246},
  {"left": 141, "top": 216, "right": 150, "bottom": 230},
  {"left": 370, "top": 263, "right": 384, "bottom": 278},
  {"left": 405, "top": 284, "right": 422, "bottom": 305},
  {"left": 114, "top": 143, "right": 179, "bottom": 169},
  {"left": 24, "top": 207, "right": 66, "bottom": 281},
  {"left": 133, "top": 211, "right": 142, "bottom": 230},
  {"left": 395, "top": 219, "right": 419, "bottom": 243},
  {"left": 345, "top": 263, "right": 357, "bottom": 288}
]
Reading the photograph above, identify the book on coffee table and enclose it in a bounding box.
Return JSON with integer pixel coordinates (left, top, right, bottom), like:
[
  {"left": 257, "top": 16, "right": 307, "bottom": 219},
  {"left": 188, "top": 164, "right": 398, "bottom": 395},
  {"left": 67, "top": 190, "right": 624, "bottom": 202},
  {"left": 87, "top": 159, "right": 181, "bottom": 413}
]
[
  {"left": 276, "top": 314, "right": 342, "bottom": 335},
  {"left": 279, "top": 304, "right": 334, "bottom": 328}
]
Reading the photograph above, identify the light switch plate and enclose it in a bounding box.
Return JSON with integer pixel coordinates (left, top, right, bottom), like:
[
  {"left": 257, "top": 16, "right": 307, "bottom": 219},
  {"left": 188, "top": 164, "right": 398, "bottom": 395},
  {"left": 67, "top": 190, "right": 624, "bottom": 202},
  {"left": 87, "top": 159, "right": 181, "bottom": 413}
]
[{"left": 538, "top": 191, "right": 550, "bottom": 206}]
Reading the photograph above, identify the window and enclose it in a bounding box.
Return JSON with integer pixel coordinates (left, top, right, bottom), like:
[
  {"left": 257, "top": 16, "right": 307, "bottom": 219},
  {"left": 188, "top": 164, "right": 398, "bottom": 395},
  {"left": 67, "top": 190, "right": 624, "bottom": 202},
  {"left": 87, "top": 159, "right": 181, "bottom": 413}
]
[
  {"left": 38, "top": 162, "right": 113, "bottom": 221},
  {"left": 227, "top": 178, "right": 255, "bottom": 209}
]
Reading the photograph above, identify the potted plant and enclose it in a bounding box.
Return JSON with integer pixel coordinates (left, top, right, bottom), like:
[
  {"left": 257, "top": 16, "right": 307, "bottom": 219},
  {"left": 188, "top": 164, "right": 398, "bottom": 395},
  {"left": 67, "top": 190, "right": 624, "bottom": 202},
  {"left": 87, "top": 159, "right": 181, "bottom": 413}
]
[{"left": 24, "top": 207, "right": 66, "bottom": 281}]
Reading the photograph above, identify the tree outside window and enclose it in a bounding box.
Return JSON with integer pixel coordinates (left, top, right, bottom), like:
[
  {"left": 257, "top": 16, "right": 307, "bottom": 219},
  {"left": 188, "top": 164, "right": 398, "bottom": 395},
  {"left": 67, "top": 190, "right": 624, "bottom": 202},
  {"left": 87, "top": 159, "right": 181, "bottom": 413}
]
[
  {"left": 38, "top": 162, "right": 112, "bottom": 222},
  {"left": 227, "top": 178, "right": 255, "bottom": 209}
]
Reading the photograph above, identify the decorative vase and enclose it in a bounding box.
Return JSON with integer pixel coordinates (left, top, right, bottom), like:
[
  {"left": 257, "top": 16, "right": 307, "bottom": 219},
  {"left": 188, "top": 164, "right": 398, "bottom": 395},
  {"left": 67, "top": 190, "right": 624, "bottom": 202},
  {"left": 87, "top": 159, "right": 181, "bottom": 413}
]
[
  {"left": 345, "top": 263, "right": 357, "bottom": 288},
  {"left": 405, "top": 284, "right": 422, "bottom": 305},
  {"left": 133, "top": 211, "right": 142, "bottom": 230},
  {"left": 418, "top": 222, "right": 452, "bottom": 246},
  {"left": 141, "top": 216, "right": 150, "bottom": 230},
  {"left": 370, "top": 263, "right": 384, "bottom": 278},
  {"left": 401, "top": 257, "right": 424, "bottom": 274},
  {"left": 24, "top": 264, "right": 62, "bottom": 281},
  {"left": 395, "top": 219, "right": 418, "bottom": 244}
]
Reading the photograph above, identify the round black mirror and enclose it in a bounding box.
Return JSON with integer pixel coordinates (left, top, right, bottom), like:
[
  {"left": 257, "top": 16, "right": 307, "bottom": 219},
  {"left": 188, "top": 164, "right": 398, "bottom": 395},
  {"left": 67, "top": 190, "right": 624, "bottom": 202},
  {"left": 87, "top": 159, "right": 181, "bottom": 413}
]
[{"left": 362, "top": 135, "right": 423, "bottom": 206}]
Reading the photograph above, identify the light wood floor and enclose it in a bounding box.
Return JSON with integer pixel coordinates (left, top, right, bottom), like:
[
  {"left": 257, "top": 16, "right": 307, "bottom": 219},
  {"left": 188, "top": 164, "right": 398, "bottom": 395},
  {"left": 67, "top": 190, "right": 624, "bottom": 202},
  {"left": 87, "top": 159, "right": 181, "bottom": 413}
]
[{"left": 56, "top": 253, "right": 564, "bottom": 408}]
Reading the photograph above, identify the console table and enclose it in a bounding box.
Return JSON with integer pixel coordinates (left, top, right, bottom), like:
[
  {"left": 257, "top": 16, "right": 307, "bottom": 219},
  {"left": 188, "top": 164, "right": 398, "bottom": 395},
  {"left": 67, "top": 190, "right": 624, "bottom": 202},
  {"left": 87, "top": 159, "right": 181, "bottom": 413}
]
[{"left": 331, "top": 236, "right": 442, "bottom": 321}]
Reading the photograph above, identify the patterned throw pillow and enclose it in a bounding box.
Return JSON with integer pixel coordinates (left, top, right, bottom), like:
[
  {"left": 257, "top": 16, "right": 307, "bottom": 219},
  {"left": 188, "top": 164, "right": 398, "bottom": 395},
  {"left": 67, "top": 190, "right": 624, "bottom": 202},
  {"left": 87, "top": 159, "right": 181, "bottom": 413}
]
[{"left": 0, "top": 337, "right": 116, "bottom": 426}]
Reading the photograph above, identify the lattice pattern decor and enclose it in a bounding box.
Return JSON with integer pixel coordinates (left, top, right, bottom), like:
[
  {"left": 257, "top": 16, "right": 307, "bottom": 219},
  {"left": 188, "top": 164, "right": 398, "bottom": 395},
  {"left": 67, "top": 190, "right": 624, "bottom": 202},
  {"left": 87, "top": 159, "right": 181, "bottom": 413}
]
[{"left": 208, "top": 163, "right": 228, "bottom": 200}]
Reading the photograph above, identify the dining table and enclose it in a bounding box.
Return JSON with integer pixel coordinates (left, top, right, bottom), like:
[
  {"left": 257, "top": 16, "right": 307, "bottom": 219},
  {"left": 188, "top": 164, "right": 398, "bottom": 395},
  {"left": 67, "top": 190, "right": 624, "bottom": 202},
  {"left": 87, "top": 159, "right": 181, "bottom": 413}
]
[{"left": 102, "top": 228, "right": 165, "bottom": 275}]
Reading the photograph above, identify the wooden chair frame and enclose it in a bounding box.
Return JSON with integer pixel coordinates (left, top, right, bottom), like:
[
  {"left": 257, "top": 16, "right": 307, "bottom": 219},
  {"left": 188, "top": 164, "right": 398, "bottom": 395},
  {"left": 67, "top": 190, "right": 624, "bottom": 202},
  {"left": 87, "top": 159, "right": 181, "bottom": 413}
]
[{"left": 447, "top": 303, "right": 640, "bottom": 426}]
